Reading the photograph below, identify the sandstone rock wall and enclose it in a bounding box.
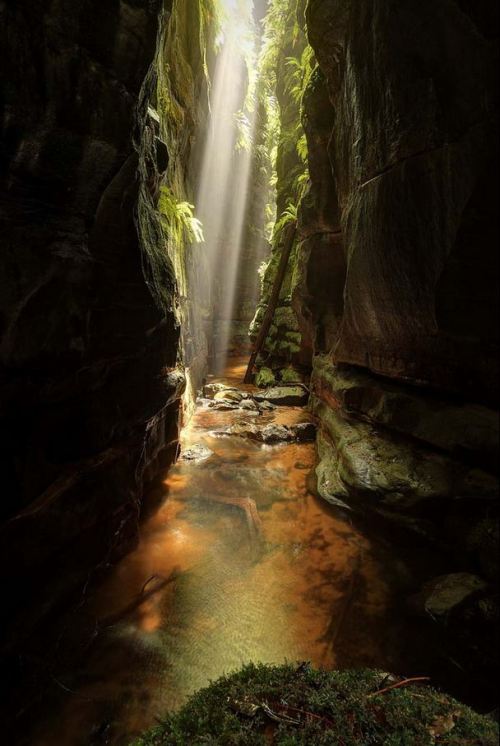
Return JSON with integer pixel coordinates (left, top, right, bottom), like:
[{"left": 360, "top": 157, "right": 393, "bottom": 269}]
[
  {"left": 0, "top": 0, "right": 185, "bottom": 646},
  {"left": 304, "top": 0, "right": 498, "bottom": 401},
  {"left": 297, "top": 0, "right": 499, "bottom": 570}
]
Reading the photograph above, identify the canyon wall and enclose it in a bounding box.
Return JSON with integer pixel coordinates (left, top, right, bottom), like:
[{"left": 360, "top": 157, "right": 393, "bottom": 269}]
[
  {"left": 0, "top": 0, "right": 203, "bottom": 654},
  {"left": 300, "top": 0, "right": 499, "bottom": 556},
  {"left": 250, "top": 0, "right": 311, "bottom": 383}
]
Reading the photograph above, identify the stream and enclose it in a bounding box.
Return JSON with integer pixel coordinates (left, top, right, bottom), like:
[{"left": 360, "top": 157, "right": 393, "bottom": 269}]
[{"left": 30, "top": 359, "right": 448, "bottom": 745}]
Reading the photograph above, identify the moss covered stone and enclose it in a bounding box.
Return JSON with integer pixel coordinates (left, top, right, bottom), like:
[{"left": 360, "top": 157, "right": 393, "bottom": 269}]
[{"left": 132, "top": 663, "right": 498, "bottom": 745}]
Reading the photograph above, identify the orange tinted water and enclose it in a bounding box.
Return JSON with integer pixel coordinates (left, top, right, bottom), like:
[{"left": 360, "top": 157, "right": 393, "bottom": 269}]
[{"left": 31, "top": 360, "right": 426, "bottom": 745}]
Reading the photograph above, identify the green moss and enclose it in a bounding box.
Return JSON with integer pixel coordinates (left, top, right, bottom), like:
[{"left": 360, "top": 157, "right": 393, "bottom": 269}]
[
  {"left": 256, "top": 367, "right": 276, "bottom": 388},
  {"left": 284, "top": 331, "right": 301, "bottom": 344},
  {"left": 277, "top": 339, "right": 301, "bottom": 356},
  {"left": 251, "top": 0, "right": 313, "bottom": 375},
  {"left": 281, "top": 366, "right": 302, "bottom": 383},
  {"left": 132, "top": 663, "right": 498, "bottom": 746},
  {"left": 274, "top": 306, "right": 299, "bottom": 330}
]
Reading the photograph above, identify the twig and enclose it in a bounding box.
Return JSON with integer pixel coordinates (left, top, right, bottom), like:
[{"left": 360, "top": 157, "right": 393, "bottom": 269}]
[
  {"left": 141, "top": 574, "right": 165, "bottom": 595},
  {"left": 367, "top": 677, "right": 430, "bottom": 698},
  {"left": 272, "top": 703, "right": 335, "bottom": 728},
  {"left": 100, "top": 572, "right": 178, "bottom": 629}
]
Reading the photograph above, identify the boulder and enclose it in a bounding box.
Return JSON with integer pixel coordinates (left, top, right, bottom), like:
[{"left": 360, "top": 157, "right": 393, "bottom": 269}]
[
  {"left": 312, "top": 397, "right": 498, "bottom": 514},
  {"left": 254, "top": 386, "right": 309, "bottom": 407},
  {"left": 256, "top": 425, "right": 293, "bottom": 443},
  {"left": 239, "top": 399, "right": 260, "bottom": 412},
  {"left": 204, "top": 383, "right": 239, "bottom": 399},
  {"left": 409, "top": 573, "right": 488, "bottom": 619},
  {"left": 312, "top": 358, "right": 499, "bottom": 471},
  {"left": 207, "top": 400, "right": 240, "bottom": 411},
  {"left": 294, "top": 422, "right": 317, "bottom": 442},
  {"left": 214, "top": 390, "right": 247, "bottom": 403},
  {"left": 224, "top": 421, "right": 316, "bottom": 444},
  {"left": 258, "top": 401, "right": 276, "bottom": 412},
  {"left": 180, "top": 444, "right": 213, "bottom": 463}
]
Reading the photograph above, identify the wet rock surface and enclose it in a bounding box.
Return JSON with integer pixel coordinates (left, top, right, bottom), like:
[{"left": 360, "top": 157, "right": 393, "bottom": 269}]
[
  {"left": 203, "top": 379, "right": 315, "bottom": 444},
  {"left": 254, "top": 385, "right": 309, "bottom": 407},
  {"left": 180, "top": 444, "right": 213, "bottom": 462},
  {"left": 202, "top": 383, "right": 303, "bottom": 413},
  {"left": 220, "top": 421, "right": 316, "bottom": 444},
  {"left": 312, "top": 357, "right": 499, "bottom": 472},
  {"left": 312, "top": 398, "right": 498, "bottom": 513}
]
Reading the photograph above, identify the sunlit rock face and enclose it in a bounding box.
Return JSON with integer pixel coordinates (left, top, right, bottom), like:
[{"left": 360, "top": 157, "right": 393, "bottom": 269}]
[
  {"left": 0, "top": 0, "right": 183, "bottom": 642},
  {"left": 300, "top": 0, "right": 499, "bottom": 562}
]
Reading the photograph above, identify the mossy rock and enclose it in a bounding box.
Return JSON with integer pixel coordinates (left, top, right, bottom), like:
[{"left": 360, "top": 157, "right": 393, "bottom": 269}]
[
  {"left": 274, "top": 306, "right": 299, "bottom": 331},
  {"left": 284, "top": 331, "right": 302, "bottom": 345},
  {"left": 277, "top": 339, "right": 301, "bottom": 355},
  {"left": 132, "top": 663, "right": 498, "bottom": 745}
]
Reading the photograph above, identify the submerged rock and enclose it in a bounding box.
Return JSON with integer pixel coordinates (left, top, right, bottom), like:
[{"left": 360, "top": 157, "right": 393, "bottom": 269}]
[
  {"left": 258, "top": 400, "right": 276, "bottom": 412},
  {"left": 255, "top": 425, "right": 292, "bottom": 443},
  {"left": 180, "top": 444, "right": 213, "bottom": 462},
  {"left": 239, "top": 399, "right": 260, "bottom": 412},
  {"left": 207, "top": 399, "right": 241, "bottom": 411}
]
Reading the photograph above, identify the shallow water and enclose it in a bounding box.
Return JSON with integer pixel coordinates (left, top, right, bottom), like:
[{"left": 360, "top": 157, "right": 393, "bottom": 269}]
[{"left": 31, "top": 360, "right": 438, "bottom": 745}]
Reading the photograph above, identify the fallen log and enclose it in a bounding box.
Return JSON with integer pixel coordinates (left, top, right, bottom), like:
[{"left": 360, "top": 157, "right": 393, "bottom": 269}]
[{"left": 244, "top": 221, "right": 297, "bottom": 384}]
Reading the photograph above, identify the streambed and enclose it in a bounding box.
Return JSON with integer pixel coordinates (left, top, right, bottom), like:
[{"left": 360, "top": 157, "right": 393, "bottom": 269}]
[{"left": 31, "top": 360, "right": 444, "bottom": 745}]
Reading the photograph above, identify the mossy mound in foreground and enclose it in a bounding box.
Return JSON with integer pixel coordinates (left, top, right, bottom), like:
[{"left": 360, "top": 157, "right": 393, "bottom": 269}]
[{"left": 132, "top": 663, "right": 498, "bottom": 745}]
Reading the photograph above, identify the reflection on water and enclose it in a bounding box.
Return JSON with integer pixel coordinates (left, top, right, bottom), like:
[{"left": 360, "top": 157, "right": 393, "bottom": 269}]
[{"left": 32, "top": 360, "right": 425, "bottom": 745}]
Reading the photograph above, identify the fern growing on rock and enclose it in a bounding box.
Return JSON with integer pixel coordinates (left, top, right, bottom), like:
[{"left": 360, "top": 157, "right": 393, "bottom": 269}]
[{"left": 158, "top": 186, "right": 204, "bottom": 246}]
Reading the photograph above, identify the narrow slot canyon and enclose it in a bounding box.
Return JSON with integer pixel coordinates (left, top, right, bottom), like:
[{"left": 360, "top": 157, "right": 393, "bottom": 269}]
[{"left": 0, "top": 1, "right": 498, "bottom": 744}]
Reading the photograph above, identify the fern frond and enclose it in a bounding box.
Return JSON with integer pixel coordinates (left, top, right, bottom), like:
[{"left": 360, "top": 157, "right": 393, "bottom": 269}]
[{"left": 158, "top": 187, "right": 205, "bottom": 246}]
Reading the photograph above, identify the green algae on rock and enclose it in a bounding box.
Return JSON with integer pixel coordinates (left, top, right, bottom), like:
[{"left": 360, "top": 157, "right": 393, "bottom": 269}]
[{"left": 131, "top": 663, "right": 498, "bottom": 745}]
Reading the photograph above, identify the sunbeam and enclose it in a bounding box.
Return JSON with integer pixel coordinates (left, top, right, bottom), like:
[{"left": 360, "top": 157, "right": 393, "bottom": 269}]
[{"left": 190, "top": 0, "right": 260, "bottom": 374}]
